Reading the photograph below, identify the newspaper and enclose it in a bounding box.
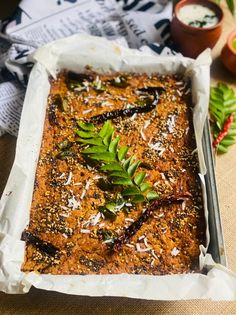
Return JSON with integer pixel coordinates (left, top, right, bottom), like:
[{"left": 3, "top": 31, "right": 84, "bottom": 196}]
[
  {"left": 0, "top": 0, "right": 177, "bottom": 136},
  {"left": 0, "top": 81, "right": 25, "bottom": 136}
]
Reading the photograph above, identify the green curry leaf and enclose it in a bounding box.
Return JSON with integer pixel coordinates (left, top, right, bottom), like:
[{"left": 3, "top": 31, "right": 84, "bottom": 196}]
[{"left": 76, "top": 120, "right": 159, "bottom": 219}]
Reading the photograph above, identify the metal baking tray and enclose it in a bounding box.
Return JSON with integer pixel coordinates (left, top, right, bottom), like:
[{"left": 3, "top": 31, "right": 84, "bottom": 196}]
[
  {"left": 203, "top": 119, "right": 226, "bottom": 266},
  {"left": 0, "top": 36, "right": 228, "bottom": 297}
]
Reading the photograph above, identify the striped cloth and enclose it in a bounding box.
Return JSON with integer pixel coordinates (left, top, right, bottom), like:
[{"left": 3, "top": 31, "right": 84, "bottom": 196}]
[{"left": 0, "top": 0, "right": 180, "bottom": 136}]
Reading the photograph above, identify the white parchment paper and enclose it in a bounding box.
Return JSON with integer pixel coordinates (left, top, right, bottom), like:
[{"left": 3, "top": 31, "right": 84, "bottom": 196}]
[{"left": 1, "top": 34, "right": 236, "bottom": 300}]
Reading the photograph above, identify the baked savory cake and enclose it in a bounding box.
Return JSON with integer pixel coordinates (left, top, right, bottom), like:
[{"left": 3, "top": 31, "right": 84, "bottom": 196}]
[{"left": 21, "top": 70, "right": 206, "bottom": 275}]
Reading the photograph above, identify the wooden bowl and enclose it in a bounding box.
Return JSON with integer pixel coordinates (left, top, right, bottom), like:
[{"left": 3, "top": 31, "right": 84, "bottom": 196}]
[
  {"left": 171, "top": 0, "right": 224, "bottom": 58},
  {"left": 221, "top": 30, "right": 236, "bottom": 75}
]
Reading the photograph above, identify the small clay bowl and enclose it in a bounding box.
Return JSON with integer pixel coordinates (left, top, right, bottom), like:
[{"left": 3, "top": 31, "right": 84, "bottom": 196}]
[
  {"left": 171, "top": 0, "right": 224, "bottom": 58},
  {"left": 221, "top": 30, "right": 236, "bottom": 75}
]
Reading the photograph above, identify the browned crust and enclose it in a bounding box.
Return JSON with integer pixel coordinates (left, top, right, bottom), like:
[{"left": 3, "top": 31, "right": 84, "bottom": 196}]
[{"left": 21, "top": 71, "right": 205, "bottom": 275}]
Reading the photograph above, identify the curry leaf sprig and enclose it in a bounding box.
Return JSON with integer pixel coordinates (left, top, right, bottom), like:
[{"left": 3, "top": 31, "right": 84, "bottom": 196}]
[
  {"left": 209, "top": 82, "right": 236, "bottom": 153},
  {"left": 75, "top": 120, "right": 158, "bottom": 216}
]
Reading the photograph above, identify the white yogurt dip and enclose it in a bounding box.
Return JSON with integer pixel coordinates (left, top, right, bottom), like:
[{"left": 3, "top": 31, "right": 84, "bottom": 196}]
[{"left": 178, "top": 4, "right": 219, "bottom": 28}]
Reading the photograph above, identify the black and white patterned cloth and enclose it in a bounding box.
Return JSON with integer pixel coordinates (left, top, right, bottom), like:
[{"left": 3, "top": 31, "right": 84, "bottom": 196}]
[{"left": 0, "top": 0, "right": 180, "bottom": 136}]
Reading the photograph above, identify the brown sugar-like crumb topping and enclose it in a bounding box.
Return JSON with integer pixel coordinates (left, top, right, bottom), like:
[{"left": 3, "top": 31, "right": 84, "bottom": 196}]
[{"left": 21, "top": 71, "right": 206, "bottom": 275}]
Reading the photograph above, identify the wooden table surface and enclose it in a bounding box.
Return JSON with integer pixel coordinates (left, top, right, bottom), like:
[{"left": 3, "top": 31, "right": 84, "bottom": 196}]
[{"left": 0, "top": 2, "right": 236, "bottom": 315}]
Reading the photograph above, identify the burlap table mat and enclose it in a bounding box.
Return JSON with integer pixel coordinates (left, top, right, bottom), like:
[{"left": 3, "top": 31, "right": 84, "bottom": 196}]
[
  {"left": 2, "top": 143, "right": 235, "bottom": 314},
  {"left": 0, "top": 2, "right": 236, "bottom": 314}
]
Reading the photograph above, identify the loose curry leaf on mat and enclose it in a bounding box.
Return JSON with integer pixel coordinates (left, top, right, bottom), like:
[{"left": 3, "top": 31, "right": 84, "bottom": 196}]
[
  {"left": 209, "top": 82, "right": 236, "bottom": 154},
  {"left": 226, "top": 0, "right": 235, "bottom": 15},
  {"left": 215, "top": 0, "right": 235, "bottom": 15},
  {"left": 75, "top": 120, "right": 159, "bottom": 219}
]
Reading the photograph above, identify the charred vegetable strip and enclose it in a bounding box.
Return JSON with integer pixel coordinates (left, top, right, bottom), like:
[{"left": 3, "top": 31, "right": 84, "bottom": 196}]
[
  {"left": 213, "top": 114, "right": 234, "bottom": 148},
  {"left": 21, "top": 231, "right": 59, "bottom": 256},
  {"left": 112, "top": 195, "right": 188, "bottom": 251},
  {"left": 48, "top": 94, "right": 70, "bottom": 125},
  {"left": 90, "top": 87, "right": 165, "bottom": 123},
  {"left": 90, "top": 104, "right": 156, "bottom": 123},
  {"left": 48, "top": 94, "right": 63, "bottom": 125},
  {"left": 109, "top": 76, "right": 129, "bottom": 88},
  {"left": 48, "top": 103, "right": 57, "bottom": 125},
  {"left": 66, "top": 71, "right": 94, "bottom": 90},
  {"left": 67, "top": 71, "right": 94, "bottom": 83}
]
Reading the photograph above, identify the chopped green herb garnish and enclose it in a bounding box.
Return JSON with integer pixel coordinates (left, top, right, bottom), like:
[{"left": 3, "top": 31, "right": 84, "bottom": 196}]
[
  {"left": 110, "top": 76, "right": 129, "bottom": 88},
  {"left": 188, "top": 14, "right": 217, "bottom": 28},
  {"left": 56, "top": 150, "right": 75, "bottom": 160},
  {"left": 93, "top": 82, "right": 106, "bottom": 93},
  {"left": 135, "top": 98, "right": 152, "bottom": 107},
  {"left": 57, "top": 139, "right": 71, "bottom": 150},
  {"left": 97, "top": 228, "right": 117, "bottom": 243}
]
